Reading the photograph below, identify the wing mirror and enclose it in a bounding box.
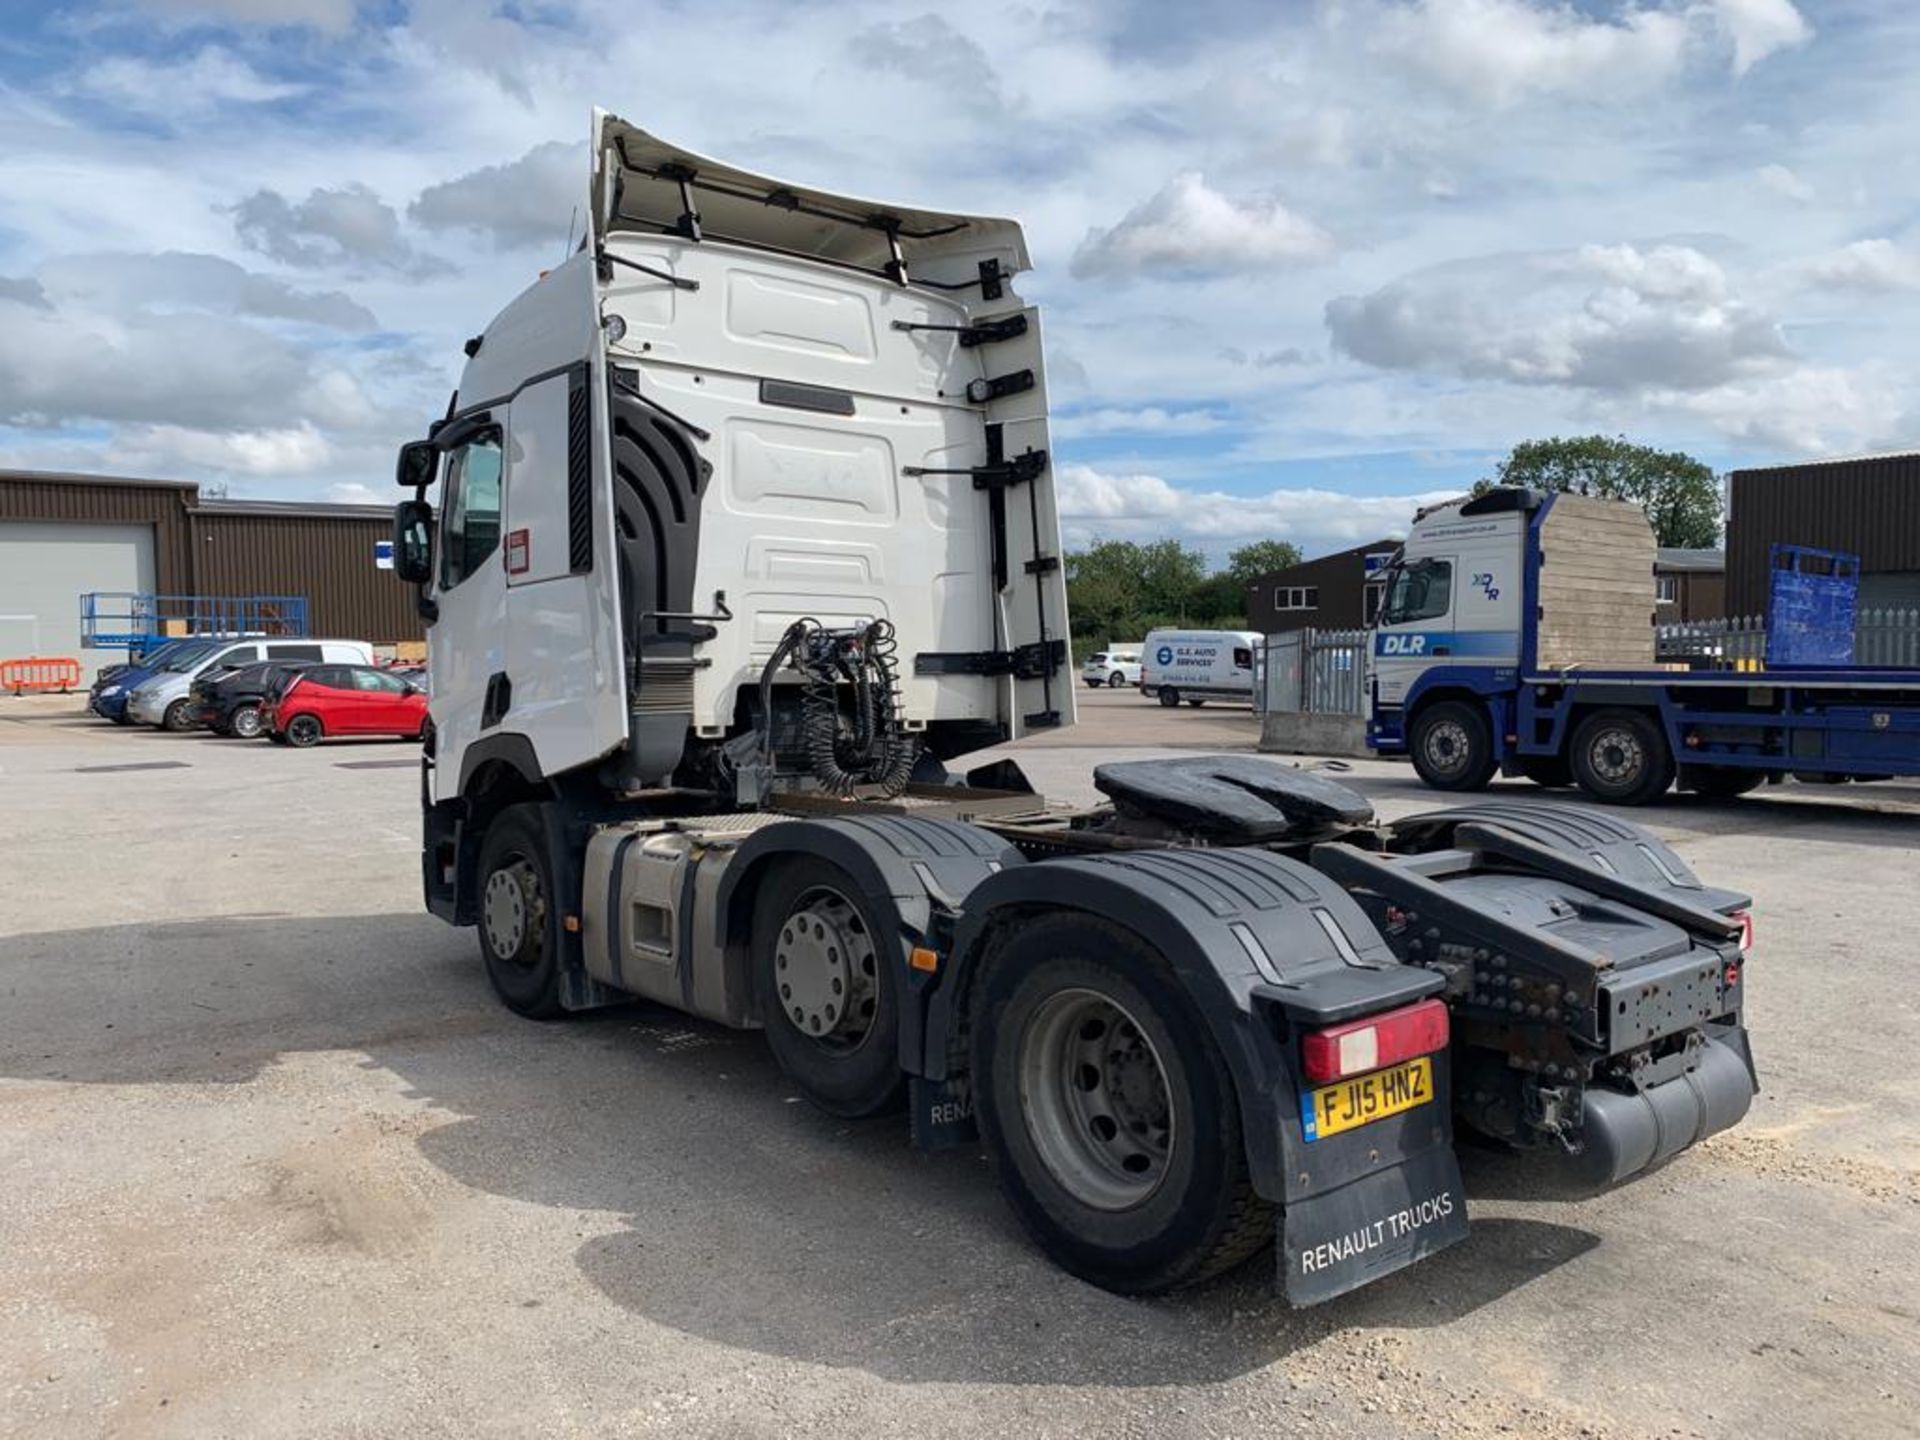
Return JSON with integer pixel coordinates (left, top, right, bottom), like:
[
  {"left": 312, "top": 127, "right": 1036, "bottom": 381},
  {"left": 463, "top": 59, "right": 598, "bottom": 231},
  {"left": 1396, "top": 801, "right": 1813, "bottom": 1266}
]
[
  {"left": 396, "top": 440, "right": 438, "bottom": 490},
  {"left": 392, "top": 498, "right": 434, "bottom": 586}
]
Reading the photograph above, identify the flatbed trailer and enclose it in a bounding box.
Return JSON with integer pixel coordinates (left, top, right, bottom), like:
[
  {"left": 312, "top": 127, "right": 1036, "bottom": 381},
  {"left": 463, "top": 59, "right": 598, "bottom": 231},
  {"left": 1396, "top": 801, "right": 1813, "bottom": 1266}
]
[
  {"left": 384, "top": 114, "right": 1761, "bottom": 1306},
  {"left": 1367, "top": 488, "right": 1920, "bottom": 802}
]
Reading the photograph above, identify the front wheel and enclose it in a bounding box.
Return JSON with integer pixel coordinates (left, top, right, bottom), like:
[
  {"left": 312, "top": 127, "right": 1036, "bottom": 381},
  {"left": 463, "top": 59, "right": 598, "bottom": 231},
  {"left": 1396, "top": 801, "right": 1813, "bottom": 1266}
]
[
  {"left": 751, "top": 857, "right": 903, "bottom": 1117},
  {"left": 285, "top": 713, "right": 323, "bottom": 748},
  {"left": 1571, "top": 709, "right": 1673, "bottom": 805},
  {"left": 162, "top": 699, "right": 193, "bottom": 732},
  {"left": 1409, "top": 700, "right": 1496, "bottom": 791},
  {"left": 1158, "top": 687, "right": 1180, "bottom": 708},
  {"left": 476, "top": 804, "right": 566, "bottom": 1018},
  {"left": 971, "top": 915, "right": 1272, "bottom": 1294}
]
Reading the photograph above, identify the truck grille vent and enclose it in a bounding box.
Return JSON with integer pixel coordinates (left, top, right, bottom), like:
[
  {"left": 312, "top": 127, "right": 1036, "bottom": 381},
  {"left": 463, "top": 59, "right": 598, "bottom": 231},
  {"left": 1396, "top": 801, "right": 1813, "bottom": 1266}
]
[{"left": 635, "top": 672, "right": 694, "bottom": 715}]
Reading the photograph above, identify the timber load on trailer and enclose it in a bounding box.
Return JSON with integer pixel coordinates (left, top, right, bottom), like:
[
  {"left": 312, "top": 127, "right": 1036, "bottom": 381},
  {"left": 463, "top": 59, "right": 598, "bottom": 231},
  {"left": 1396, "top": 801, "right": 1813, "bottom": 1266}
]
[
  {"left": 387, "top": 113, "right": 1762, "bottom": 1304},
  {"left": 1369, "top": 487, "right": 1920, "bottom": 803}
]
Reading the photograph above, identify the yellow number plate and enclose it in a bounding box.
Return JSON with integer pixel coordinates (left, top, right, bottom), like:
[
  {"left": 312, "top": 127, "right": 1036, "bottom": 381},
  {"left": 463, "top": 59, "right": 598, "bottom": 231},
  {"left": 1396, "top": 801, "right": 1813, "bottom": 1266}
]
[{"left": 1301, "top": 1057, "right": 1434, "bottom": 1142}]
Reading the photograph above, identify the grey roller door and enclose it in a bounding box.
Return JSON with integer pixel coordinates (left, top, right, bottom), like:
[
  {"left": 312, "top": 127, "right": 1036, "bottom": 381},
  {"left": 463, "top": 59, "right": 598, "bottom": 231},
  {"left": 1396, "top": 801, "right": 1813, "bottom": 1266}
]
[{"left": 0, "top": 521, "right": 157, "bottom": 681}]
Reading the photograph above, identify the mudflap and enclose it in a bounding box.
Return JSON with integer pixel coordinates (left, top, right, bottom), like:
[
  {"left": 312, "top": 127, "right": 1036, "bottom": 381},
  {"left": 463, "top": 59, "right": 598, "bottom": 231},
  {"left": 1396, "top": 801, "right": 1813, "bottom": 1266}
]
[
  {"left": 909, "top": 1073, "right": 978, "bottom": 1150},
  {"left": 1281, "top": 1144, "right": 1470, "bottom": 1305}
]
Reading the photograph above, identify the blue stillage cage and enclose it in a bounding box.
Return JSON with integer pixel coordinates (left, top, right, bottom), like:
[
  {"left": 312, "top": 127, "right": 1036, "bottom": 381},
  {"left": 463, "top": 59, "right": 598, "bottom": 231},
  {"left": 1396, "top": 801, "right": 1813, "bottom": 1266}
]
[
  {"left": 1765, "top": 545, "right": 1859, "bottom": 667},
  {"left": 79, "top": 593, "right": 311, "bottom": 653}
]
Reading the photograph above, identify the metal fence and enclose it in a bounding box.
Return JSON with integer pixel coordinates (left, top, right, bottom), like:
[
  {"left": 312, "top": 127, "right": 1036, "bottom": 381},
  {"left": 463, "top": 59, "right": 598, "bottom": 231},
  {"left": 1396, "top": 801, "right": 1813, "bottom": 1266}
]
[
  {"left": 1656, "top": 609, "right": 1920, "bottom": 670},
  {"left": 1257, "top": 628, "right": 1368, "bottom": 716}
]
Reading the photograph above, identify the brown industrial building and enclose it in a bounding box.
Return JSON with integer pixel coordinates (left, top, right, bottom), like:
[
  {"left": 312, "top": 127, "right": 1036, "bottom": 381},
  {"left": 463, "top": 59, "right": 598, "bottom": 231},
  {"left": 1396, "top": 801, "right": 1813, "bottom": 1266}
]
[
  {"left": 0, "top": 469, "right": 420, "bottom": 677},
  {"left": 1654, "top": 547, "right": 1726, "bottom": 622},
  {"left": 1246, "top": 537, "right": 1400, "bottom": 634},
  {"left": 1726, "top": 451, "right": 1920, "bottom": 615}
]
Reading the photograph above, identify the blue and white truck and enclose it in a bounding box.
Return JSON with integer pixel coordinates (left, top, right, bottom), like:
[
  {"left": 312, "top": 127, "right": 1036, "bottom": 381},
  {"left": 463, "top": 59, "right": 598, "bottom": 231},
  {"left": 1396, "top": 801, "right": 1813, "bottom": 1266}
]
[{"left": 1368, "top": 487, "right": 1920, "bottom": 803}]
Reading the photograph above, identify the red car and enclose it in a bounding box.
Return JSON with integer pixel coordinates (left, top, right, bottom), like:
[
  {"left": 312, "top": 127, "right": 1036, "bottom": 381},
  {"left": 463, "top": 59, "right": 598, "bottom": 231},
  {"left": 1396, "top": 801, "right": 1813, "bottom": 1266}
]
[{"left": 262, "top": 664, "right": 429, "bottom": 747}]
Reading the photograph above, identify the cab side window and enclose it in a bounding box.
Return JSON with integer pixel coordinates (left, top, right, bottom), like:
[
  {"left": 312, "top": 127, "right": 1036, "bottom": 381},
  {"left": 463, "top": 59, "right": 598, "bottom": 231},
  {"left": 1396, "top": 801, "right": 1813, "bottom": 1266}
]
[
  {"left": 1381, "top": 561, "right": 1453, "bottom": 626},
  {"left": 1232, "top": 646, "right": 1253, "bottom": 670},
  {"left": 440, "top": 428, "right": 504, "bottom": 589}
]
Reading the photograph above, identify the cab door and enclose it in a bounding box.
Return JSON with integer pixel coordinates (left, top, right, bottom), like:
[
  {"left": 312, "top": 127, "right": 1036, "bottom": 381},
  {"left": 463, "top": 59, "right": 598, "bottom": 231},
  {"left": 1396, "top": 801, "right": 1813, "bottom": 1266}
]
[
  {"left": 429, "top": 427, "right": 507, "bottom": 778},
  {"left": 1371, "top": 556, "right": 1456, "bottom": 709}
]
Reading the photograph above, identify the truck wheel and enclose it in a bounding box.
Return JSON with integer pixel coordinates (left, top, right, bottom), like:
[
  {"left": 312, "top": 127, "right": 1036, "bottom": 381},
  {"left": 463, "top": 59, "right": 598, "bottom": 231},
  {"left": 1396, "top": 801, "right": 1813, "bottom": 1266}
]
[
  {"left": 751, "top": 857, "right": 903, "bottom": 1118},
  {"left": 971, "top": 914, "right": 1272, "bottom": 1294},
  {"left": 1680, "top": 765, "right": 1764, "bottom": 799},
  {"left": 285, "top": 713, "right": 323, "bottom": 748},
  {"left": 162, "top": 699, "right": 193, "bottom": 732},
  {"left": 476, "top": 804, "right": 566, "bottom": 1019},
  {"left": 1516, "top": 753, "right": 1574, "bottom": 788},
  {"left": 1571, "top": 709, "right": 1674, "bottom": 805},
  {"left": 1410, "top": 701, "right": 1496, "bottom": 791},
  {"left": 1158, "top": 688, "right": 1180, "bottom": 708},
  {"left": 230, "top": 705, "right": 261, "bottom": 739}
]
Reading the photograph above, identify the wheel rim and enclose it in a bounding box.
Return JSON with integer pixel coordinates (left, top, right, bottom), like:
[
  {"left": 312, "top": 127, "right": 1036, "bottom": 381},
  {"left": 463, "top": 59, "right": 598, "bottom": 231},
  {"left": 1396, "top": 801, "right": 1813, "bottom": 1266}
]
[
  {"left": 483, "top": 859, "right": 542, "bottom": 964},
  {"left": 233, "top": 708, "right": 259, "bottom": 738},
  {"left": 1421, "top": 717, "right": 1471, "bottom": 777},
  {"left": 1109, "top": 673, "right": 1123, "bottom": 687},
  {"left": 1589, "top": 726, "right": 1644, "bottom": 786},
  {"left": 774, "top": 887, "right": 879, "bottom": 1053},
  {"left": 290, "top": 716, "right": 318, "bottom": 743},
  {"left": 1018, "top": 988, "right": 1174, "bottom": 1212}
]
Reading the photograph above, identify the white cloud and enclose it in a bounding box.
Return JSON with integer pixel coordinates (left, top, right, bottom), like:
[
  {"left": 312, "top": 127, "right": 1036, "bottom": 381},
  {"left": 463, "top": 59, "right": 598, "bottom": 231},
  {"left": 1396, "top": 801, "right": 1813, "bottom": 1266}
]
[
  {"left": 326, "top": 481, "right": 383, "bottom": 505},
  {"left": 1706, "top": 0, "right": 1813, "bottom": 76},
  {"left": 1368, "top": 0, "right": 1693, "bottom": 107},
  {"left": 408, "top": 142, "right": 582, "bottom": 252},
  {"left": 1757, "top": 162, "right": 1814, "bottom": 202},
  {"left": 1327, "top": 242, "right": 1791, "bottom": 393},
  {"left": 231, "top": 184, "right": 434, "bottom": 275},
  {"left": 34, "top": 251, "right": 376, "bottom": 330},
  {"left": 1797, "top": 238, "right": 1920, "bottom": 293},
  {"left": 107, "top": 422, "right": 335, "bottom": 477},
  {"left": 1071, "top": 172, "right": 1334, "bottom": 279},
  {"left": 1056, "top": 464, "right": 1458, "bottom": 555},
  {"left": 1631, "top": 364, "right": 1903, "bottom": 455},
  {"left": 71, "top": 46, "right": 306, "bottom": 117},
  {"left": 1051, "top": 407, "right": 1229, "bottom": 439}
]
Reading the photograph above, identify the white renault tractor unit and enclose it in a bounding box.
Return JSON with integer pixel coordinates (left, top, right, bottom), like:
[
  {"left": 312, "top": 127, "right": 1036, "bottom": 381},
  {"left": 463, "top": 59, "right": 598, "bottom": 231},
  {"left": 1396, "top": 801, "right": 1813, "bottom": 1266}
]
[{"left": 390, "top": 113, "right": 1760, "bottom": 1304}]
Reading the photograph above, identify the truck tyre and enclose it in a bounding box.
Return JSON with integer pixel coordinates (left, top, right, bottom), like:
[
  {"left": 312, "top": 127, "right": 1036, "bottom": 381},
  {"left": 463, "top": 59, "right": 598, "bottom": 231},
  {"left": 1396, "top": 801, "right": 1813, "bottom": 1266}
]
[
  {"left": 229, "top": 704, "right": 262, "bottom": 739},
  {"left": 162, "top": 698, "right": 194, "bottom": 732},
  {"left": 1517, "top": 753, "right": 1574, "bottom": 788},
  {"left": 1571, "top": 709, "right": 1674, "bottom": 806},
  {"left": 1410, "top": 701, "right": 1496, "bottom": 791},
  {"left": 971, "top": 914, "right": 1272, "bottom": 1295},
  {"left": 1158, "top": 687, "right": 1180, "bottom": 708},
  {"left": 285, "top": 713, "right": 323, "bottom": 748},
  {"left": 751, "top": 856, "right": 904, "bottom": 1118},
  {"left": 475, "top": 804, "right": 566, "bottom": 1019},
  {"left": 1680, "top": 764, "right": 1764, "bottom": 799}
]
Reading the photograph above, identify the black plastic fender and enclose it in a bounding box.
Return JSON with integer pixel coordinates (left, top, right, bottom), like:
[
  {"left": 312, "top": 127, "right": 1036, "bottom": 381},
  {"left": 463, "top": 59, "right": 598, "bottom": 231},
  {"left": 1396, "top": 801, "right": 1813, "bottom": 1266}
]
[
  {"left": 714, "top": 815, "right": 1024, "bottom": 1072},
  {"left": 929, "top": 847, "right": 1467, "bottom": 1302},
  {"left": 1389, "top": 799, "right": 1750, "bottom": 913}
]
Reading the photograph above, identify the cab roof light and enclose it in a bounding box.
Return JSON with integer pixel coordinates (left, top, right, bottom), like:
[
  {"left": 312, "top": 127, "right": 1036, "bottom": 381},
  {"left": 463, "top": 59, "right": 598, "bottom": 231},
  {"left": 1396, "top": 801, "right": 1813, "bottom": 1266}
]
[{"left": 1301, "top": 998, "right": 1450, "bottom": 1085}]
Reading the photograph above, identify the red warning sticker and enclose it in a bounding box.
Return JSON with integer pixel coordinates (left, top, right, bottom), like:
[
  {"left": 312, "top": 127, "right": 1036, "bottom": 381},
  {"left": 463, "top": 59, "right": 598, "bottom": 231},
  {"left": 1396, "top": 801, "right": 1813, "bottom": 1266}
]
[{"left": 506, "top": 527, "right": 530, "bottom": 575}]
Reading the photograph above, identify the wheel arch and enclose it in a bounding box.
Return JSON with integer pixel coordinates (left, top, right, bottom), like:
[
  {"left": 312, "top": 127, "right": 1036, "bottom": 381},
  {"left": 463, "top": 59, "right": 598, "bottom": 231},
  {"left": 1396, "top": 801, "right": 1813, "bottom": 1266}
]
[{"left": 928, "top": 848, "right": 1447, "bottom": 1203}]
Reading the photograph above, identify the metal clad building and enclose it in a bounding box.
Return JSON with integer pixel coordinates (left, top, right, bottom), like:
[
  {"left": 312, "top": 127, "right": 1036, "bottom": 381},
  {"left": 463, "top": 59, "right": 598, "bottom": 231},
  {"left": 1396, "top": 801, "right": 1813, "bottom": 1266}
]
[
  {"left": 1727, "top": 451, "right": 1920, "bottom": 614},
  {"left": 0, "top": 470, "right": 421, "bottom": 677},
  {"left": 1246, "top": 538, "right": 1401, "bottom": 635}
]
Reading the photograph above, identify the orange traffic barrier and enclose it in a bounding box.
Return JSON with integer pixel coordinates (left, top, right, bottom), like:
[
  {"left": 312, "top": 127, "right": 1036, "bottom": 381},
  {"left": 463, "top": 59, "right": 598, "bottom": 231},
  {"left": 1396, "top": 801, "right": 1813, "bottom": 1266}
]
[{"left": 1, "top": 656, "right": 83, "bottom": 695}]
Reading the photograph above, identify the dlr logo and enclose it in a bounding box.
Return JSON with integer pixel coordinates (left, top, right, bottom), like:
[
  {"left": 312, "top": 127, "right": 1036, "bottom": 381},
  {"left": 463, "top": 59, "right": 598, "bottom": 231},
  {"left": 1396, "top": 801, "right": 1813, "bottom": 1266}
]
[{"left": 1380, "top": 634, "right": 1428, "bottom": 656}]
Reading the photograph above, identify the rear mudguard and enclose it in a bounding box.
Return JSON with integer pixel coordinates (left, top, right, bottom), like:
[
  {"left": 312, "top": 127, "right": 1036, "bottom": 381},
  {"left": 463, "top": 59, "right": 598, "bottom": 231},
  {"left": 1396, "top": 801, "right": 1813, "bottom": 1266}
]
[{"left": 928, "top": 846, "right": 1471, "bottom": 1304}]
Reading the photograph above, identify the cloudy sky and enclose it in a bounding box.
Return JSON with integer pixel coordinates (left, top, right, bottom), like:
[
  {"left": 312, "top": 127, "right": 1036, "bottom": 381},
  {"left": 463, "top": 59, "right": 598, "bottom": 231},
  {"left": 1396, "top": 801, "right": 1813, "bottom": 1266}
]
[{"left": 0, "top": 0, "right": 1912, "bottom": 560}]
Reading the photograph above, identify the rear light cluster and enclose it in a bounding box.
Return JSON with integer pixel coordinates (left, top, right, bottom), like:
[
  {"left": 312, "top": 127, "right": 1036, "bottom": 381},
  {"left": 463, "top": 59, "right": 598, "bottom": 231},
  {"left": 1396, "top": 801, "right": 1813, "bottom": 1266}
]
[{"left": 1301, "top": 998, "right": 1450, "bottom": 1084}]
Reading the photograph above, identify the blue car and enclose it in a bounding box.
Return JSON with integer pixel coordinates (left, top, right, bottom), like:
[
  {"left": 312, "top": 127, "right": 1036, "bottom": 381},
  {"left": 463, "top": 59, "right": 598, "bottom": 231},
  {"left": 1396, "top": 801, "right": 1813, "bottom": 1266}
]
[{"left": 90, "top": 639, "right": 224, "bottom": 722}]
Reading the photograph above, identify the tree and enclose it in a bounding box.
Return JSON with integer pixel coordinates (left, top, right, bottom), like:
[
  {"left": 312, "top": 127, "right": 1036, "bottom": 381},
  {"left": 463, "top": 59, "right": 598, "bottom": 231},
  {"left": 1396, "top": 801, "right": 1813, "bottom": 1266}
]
[
  {"left": 1223, "top": 539, "right": 1303, "bottom": 585},
  {"left": 1479, "top": 435, "right": 1722, "bottom": 548}
]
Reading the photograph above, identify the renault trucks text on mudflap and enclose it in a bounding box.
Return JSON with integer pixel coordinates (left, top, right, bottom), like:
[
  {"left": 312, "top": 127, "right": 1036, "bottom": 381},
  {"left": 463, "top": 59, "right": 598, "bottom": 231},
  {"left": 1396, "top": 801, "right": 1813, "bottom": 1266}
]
[{"left": 390, "top": 113, "right": 1759, "bottom": 1304}]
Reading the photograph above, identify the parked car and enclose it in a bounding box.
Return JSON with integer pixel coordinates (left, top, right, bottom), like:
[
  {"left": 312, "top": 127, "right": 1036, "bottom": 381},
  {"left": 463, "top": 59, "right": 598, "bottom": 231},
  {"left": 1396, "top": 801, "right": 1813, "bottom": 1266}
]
[
  {"left": 190, "top": 661, "right": 317, "bottom": 738},
  {"left": 88, "top": 638, "right": 213, "bottom": 722},
  {"left": 1079, "top": 648, "right": 1142, "bottom": 688},
  {"left": 1140, "top": 628, "right": 1261, "bottom": 707},
  {"left": 127, "top": 639, "right": 373, "bottom": 731},
  {"left": 262, "top": 664, "right": 430, "bottom": 747}
]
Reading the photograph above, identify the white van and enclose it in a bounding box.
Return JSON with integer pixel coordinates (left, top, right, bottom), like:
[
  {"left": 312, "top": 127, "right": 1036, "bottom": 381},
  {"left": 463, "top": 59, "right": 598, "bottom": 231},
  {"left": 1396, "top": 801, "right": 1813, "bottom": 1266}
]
[
  {"left": 1080, "top": 646, "right": 1142, "bottom": 688},
  {"left": 1140, "top": 629, "right": 1261, "bottom": 707}
]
